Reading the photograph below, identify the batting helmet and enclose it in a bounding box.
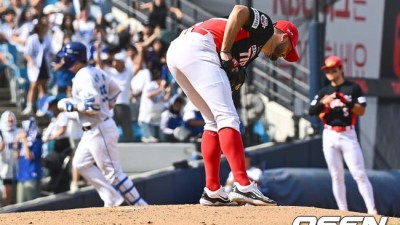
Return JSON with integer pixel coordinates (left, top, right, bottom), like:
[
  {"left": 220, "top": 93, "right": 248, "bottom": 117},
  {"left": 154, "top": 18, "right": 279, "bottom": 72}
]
[{"left": 57, "top": 42, "right": 87, "bottom": 69}]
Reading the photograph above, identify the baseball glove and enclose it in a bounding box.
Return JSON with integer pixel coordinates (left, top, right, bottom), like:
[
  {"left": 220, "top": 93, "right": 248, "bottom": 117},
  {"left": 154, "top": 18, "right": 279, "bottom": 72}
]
[
  {"left": 336, "top": 92, "right": 355, "bottom": 109},
  {"left": 221, "top": 59, "right": 247, "bottom": 92},
  {"left": 318, "top": 103, "right": 331, "bottom": 120}
]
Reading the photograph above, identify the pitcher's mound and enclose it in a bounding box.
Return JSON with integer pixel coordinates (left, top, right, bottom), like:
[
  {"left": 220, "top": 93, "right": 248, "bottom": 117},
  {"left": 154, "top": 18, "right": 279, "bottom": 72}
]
[{"left": 0, "top": 205, "right": 398, "bottom": 225}]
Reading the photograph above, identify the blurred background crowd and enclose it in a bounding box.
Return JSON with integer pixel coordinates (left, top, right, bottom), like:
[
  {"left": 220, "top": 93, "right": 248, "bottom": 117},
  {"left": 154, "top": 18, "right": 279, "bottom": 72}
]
[{"left": 0, "top": 0, "right": 270, "bottom": 206}]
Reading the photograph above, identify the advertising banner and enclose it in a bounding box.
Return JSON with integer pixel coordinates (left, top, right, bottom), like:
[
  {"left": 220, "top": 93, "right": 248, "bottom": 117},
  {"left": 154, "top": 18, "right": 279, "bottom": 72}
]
[{"left": 255, "top": 0, "right": 385, "bottom": 78}]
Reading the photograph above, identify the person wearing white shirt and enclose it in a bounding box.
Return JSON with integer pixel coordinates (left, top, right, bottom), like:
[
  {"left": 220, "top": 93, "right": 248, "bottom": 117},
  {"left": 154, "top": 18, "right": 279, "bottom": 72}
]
[
  {"left": 129, "top": 43, "right": 150, "bottom": 101},
  {"left": 42, "top": 96, "right": 79, "bottom": 194},
  {"left": 42, "top": 98, "right": 70, "bottom": 151},
  {"left": 103, "top": 50, "right": 134, "bottom": 142},
  {"left": 55, "top": 0, "right": 74, "bottom": 14},
  {"left": 182, "top": 101, "right": 205, "bottom": 139},
  {"left": 11, "top": 8, "right": 34, "bottom": 56},
  {"left": 0, "top": 8, "right": 17, "bottom": 42},
  {"left": 72, "top": 7, "right": 95, "bottom": 47},
  {"left": 138, "top": 71, "right": 170, "bottom": 143},
  {"left": 0, "top": 111, "right": 19, "bottom": 206},
  {"left": 22, "top": 16, "right": 53, "bottom": 116}
]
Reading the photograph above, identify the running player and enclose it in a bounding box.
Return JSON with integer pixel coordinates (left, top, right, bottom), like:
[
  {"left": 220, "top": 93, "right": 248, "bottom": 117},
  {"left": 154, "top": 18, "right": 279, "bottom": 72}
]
[{"left": 57, "top": 42, "right": 147, "bottom": 207}]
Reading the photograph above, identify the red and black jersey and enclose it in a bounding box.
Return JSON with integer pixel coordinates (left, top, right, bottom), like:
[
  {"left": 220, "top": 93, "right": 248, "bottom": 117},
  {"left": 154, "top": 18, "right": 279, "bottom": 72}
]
[
  {"left": 195, "top": 7, "right": 274, "bottom": 68},
  {"left": 309, "top": 81, "right": 367, "bottom": 126}
]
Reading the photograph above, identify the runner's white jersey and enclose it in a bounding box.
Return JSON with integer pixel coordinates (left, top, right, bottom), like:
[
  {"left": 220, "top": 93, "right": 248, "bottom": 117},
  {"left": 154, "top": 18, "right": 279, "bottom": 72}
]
[{"left": 72, "top": 66, "right": 121, "bottom": 126}]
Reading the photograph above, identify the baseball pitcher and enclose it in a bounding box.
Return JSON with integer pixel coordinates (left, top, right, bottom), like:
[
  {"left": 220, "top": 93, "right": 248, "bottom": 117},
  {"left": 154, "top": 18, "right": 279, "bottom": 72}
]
[{"left": 167, "top": 5, "right": 299, "bottom": 206}]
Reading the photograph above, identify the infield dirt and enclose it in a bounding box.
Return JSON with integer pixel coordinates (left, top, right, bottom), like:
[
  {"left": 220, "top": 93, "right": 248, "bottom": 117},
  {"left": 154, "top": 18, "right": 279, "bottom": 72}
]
[{"left": 0, "top": 205, "right": 399, "bottom": 225}]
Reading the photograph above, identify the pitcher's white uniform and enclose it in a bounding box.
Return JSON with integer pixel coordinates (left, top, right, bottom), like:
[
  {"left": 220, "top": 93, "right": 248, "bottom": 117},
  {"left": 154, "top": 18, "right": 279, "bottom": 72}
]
[{"left": 71, "top": 65, "right": 147, "bottom": 206}]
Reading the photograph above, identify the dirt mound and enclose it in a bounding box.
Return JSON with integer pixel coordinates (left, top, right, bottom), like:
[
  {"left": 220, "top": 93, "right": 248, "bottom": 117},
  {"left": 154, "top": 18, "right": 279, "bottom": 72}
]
[{"left": 0, "top": 205, "right": 398, "bottom": 225}]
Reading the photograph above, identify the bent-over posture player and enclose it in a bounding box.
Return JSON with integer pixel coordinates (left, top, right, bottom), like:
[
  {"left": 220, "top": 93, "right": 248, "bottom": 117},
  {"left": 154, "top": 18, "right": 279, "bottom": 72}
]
[
  {"left": 167, "top": 5, "right": 300, "bottom": 206},
  {"left": 57, "top": 42, "right": 147, "bottom": 207},
  {"left": 309, "top": 55, "right": 377, "bottom": 214}
]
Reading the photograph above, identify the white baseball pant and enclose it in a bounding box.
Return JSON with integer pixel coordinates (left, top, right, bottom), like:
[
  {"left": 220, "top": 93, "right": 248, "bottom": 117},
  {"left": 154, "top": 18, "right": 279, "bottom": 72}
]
[
  {"left": 166, "top": 30, "right": 240, "bottom": 132},
  {"left": 322, "top": 128, "right": 376, "bottom": 214},
  {"left": 73, "top": 119, "right": 146, "bottom": 206}
]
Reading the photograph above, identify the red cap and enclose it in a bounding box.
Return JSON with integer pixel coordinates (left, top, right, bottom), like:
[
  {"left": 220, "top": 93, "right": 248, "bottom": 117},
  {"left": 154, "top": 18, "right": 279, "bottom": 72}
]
[
  {"left": 274, "top": 20, "right": 299, "bottom": 62},
  {"left": 321, "top": 56, "right": 343, "bottom": 70}
]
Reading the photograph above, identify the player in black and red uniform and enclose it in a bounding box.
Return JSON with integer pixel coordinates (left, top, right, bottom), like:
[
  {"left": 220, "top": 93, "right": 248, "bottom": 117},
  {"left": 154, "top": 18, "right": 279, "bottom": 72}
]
[
  {"left": 309, "top": 56, "right": 377, "bottom": 214},
  {"left": 167, "top": 5, "right": 299, "bottom": 206}
]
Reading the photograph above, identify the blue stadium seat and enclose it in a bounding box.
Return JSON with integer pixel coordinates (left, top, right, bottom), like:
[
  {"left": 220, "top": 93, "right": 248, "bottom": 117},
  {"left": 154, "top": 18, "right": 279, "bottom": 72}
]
[
  {"left": 118, "top": 122, "right": 142, "bottom": 142},
  {"left": 253, "top": 120, "right": 270, "bottom": 143},
  {"left": 132, "top": 121, "right": 142, "bottom": 142},
  {"left": 118, "top": 125, "right": 124, "bottom": 141},
  {"left": 44, "top": 0, "right": 58, "bottom": 6}
]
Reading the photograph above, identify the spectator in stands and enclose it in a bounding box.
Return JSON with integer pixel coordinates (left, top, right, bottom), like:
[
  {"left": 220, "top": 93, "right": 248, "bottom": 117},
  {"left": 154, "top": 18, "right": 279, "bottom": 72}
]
[
  {"left": 148, "top": 38, "right": 166, "bottom": 66},
  {"left": 41, "top": 97, "right": 72, "bottom": 193},
  {"left": 50, "top": 13, "right": 75, "bottom": 57},
  {"left": 43, "top": 4, "right": 63, "bottom": 29},
  {"left": 224, "top": 151, "right": 263, "bottom": 193},
  {"left": 137, "top": 22, "right": 161, "bottom": 48},
  {"left": 72, "top": 6, "right": 95, "bottom": 47},
  {"left": 138, "top": 65, "right": 171, "bottom": 143},
  {"left": 11, "top": 7, "right": 34, "bottom": 63},
  {"left": 30, "top": 0, "right": 44, "bottom": 17},
  {"left": 15, "top": 117, "right": 42, "bottom": 203},
  {"left": 139, "top": 0, "right": 182, "bottom": 30},
  {"left": 0, "top": 111, "right": 19, "bottom": 206},
  {"left": 126, "top": 43, "right": 144, "bottom": 76},
  {"left": 52, "top": 36, "right": 75, "bottom": 98},
  {"left": 181, "top": 101, "right": 204, "bottom": 159},
  {"left": 147, "top": 38, "right": 172, "bottom": 89},
  {"left": 8, "top": 0, "right": 22, "bottom": 17},
  {"left": 22, "top": 16, "right": 53, "bottom": 116},
  {"left": 0, "top": 8, "right": 17, "bottom": 42},
  {"left": 183, "top": 101, "right": 205, "bottom": 140},
  {"left": 98, "top": 49, "right": 135, "bottom": 142},
  {"left": 41, "top": 97, "right": 71, "bottom": 156},
  {"left": 20, "top": 0, "right": 30, "bottom": 10},
  {"left": 102, "top": 13, "right": 121, "bottom": 48},
  {"left": 61, "top": 13, "right": 75, "bottom": 35},
  {"left": 160, "top": 96, "right": 185, "bottom": 142},
  {"left": 55, "top": 0, "right": 74, "bottom": 15},
  {"left": 130, "top": 44, "right": 151, "bottom": 136},
  {"left": 41, "top": 98, "right": 84, "bottom": 193},
  {"left": 0, "top": 2, "right": 8, "bottom": 15}
]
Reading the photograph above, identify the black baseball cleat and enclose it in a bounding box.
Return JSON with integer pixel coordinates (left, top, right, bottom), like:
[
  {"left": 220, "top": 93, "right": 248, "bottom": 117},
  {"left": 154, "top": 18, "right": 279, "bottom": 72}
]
[
  {"left": 229, "top": 182, "right": 277, "bottom": 206},
  {"left": 199, "top": 186, "right": 238, "bottom": 206}
]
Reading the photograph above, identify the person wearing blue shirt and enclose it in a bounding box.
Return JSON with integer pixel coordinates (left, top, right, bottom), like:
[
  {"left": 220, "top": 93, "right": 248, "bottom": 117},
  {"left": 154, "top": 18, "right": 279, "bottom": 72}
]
[
  {"left": 160, "top": 96, "right": 185, "bottom": 142},
  {"left": 183, "top": 101, "right": 205, "bottom": 139},
  {"left": 15, "top": 118, "right": 42, "bottom": 203}
]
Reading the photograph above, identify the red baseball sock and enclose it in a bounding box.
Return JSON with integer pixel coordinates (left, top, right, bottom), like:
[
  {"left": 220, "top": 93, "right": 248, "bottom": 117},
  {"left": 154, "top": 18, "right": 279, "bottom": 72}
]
[
  {"left": 201, "top": 130, "right": 222, "bottom": 191},
  {"left": 218, "top": 127, "right": 250, "bottom": 186}
]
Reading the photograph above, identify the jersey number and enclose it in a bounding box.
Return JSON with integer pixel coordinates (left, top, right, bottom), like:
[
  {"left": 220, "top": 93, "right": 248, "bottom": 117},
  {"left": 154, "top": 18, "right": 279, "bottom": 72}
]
[{"left": 99, "top": 84, "right": 109, "bottom": 102}]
